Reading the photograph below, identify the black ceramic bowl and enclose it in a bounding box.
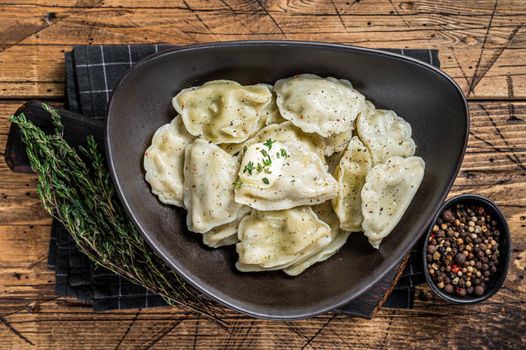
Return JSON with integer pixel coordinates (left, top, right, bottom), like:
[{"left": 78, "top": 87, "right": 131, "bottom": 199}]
[
  {"left": 106, "top": 41, "right": 469, "bottom": 319},
  {"left": 423, "top": 194, "right": 511, "bottom": 304}
]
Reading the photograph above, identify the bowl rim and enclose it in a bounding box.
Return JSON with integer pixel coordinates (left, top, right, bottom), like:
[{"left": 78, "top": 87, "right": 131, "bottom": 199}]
[
  {"left": 422, "top": 193, "right": 512, "bottom": 304},
  {"left": 105, "top": 40, "right": 470, "bottom": 319}
]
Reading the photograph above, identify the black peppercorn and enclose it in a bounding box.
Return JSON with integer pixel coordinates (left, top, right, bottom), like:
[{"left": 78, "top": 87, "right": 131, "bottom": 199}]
[
  {"left": 444, "top": 284, "right": 454, "bottom": 294},
  {"left": 474, "top": 286, "right": 484, "bottom": 296},
  {"left": 442, "top": 209, "right": 455, "bottom": 221},
  {"left": 454, "top": 253, "right": 467, "bottom": 265}
]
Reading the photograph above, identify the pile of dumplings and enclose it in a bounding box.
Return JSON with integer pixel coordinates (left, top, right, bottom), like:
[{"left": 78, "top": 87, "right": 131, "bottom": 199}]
[{"left": 143, "top": 74, "right": 425, "bottom": 276}]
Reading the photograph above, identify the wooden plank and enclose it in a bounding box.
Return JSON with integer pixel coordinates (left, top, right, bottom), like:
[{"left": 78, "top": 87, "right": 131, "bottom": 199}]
[
  {"left": 0, "top": 102, "right": 53, "bottom": 226},
  {"left": 0, "top": 290, "right": 524, "bottom": 349},
  {"left": 0, "top": 1, "right": 526, "bottom": 98},
  {"left": 0, "top": 100, "right": 524, "bottom": 348},
  {"left": 2, "top": 0, "right": 526, "bottom": 13}
]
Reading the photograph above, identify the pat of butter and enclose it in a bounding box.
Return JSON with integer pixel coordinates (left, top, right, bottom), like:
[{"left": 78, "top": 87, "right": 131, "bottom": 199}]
[{"left": 239, "top": 141, "right": 288, "bottom": 187}]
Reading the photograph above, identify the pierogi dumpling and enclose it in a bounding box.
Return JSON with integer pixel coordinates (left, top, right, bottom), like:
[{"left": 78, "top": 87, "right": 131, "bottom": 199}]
[
  {"left": 332, "top": 136, "right": 372, "bottom": 232},
  {"left": 283, "top": 202, "right": 350, "bottom": 276},
  {"left": 222, "top": 121, "right": 325, "bottom": 161},
  {"left": 183, "top": 139, "right": 243, "bottom": 233},
  {"left": 236, "top": 207, "right": 332, "bottom": 271},
  {"left": 173, "top": 80, "right": 272, "bottom": 144},
  {"left": 143, "top": 116, "right": 194, "bottom": 207},
  {"left": 361, "top": 156, "right": 425, "bottom": 248},
  {"left": 356, "top": 101, "right": 416, "bottom": 165},
  {"left": 275, "top": 74, "right": 365, "bottom": 137},
  {"left": 234, "top": 137, "right": 337, "bottom": 211},
  {"left": 202, "top": 206, "right": 251, "bottom": 248}
]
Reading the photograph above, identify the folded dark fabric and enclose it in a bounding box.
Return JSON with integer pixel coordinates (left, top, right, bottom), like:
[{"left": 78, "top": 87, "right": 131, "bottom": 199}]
[{"left": 48, "top": 45, "right": 439, "bottom": 313}]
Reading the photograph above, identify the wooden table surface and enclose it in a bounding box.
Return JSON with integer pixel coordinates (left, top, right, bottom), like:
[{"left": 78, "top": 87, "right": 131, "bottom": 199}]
[{"left": 0, "top": 0, "right": 525, "bottom": 348}]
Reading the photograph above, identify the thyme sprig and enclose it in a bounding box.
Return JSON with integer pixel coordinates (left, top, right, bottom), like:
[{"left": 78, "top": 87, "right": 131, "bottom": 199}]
[{"left": 10, "top": 104, "right": 225, "bottom": 325}]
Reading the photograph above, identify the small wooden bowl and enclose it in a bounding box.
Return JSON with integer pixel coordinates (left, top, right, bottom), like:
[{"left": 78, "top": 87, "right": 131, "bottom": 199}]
[{"left": 422, "top": 194, "right": 511, "bottom": 304}]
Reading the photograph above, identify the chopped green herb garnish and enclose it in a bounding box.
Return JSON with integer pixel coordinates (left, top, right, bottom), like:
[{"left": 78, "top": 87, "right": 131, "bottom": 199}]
[
  {"left": 260, "top": 148, "right": 272, "bottom": 167},
  {"left": 263, "top": 138, "right": 275, "bottom": 149},
  {"left": 243, "top": 145, "right": 247, "bottom": 153},
  {"left": 233, "top": 179, "right": 243, "bottom": 189},
  {"left": 264, "top": 168, "right": 272, "bottom": 174},
  {"left": 243, "top": 161, "right": 255, "bottom": 175},
  {"left": 280, "top": 148, "right": 288, "bottom": 157},
  {"left": 262, "top": 157, "right": 272, "bottom": 167},
  {"left": 256, "top": 163, "right": 264, "bottom": 173},
  {"left": 260, "top": 149, "right": 270, "bottom": 158},
  {"left": 262, "top": 177, "right": 270, "bottom": 185},
  {"left": 276, "top": 152, "right": 280, "bottom": 158}
]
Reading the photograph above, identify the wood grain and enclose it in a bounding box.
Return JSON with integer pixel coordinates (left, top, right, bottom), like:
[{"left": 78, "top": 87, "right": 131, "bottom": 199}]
[
  {"left": 1, "top": 100, "right": 525, "bottom": 349},
  {"left": 0, "top": 1, "right": 525, "bottom": 98}
]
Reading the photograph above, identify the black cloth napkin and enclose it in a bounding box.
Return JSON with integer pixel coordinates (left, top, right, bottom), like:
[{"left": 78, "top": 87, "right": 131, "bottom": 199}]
[{"left": 48, "top": 45, "right": 437, "bottom": 312}]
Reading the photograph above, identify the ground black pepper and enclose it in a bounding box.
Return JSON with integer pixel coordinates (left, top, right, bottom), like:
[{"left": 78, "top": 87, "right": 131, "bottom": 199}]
[{"left": 426, "top": 203, "right": 501, "bottom": 297}]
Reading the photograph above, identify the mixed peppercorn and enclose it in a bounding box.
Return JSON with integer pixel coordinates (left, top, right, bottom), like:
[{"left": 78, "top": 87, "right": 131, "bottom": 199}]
[{"left": 426, "top": 203, "right": 501, "bottom": 297}]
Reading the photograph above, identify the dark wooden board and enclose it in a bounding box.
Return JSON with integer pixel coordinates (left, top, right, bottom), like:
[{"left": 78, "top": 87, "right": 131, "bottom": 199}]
[{"left": 5, "top": 100, "right": 104, "bottom": 173}]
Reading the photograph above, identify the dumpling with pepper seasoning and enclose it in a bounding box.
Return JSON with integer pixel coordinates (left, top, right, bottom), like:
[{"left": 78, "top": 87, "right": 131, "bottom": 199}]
[
  {"left": 235, "top": 207, "right": 333, "bottom": 272},
  {"left": 356, "top": 101, "right": 416, "bottom": 165},
  {"left": 283, "top": 201, "right": 351, "bottom": 276},
  {"left": 143, "top": 115, "right": 195, "bottom": 208},
  {"left": 173, "top": 80, "right": 273, "bottom": 144},
  {"left": 361, "top": 156, "right": 425, "bottom": 248},
  {"left": 274, "top": 74, "right": 365, "bottom": 137},
  {"left": 221, "top": 121, "right": 326, "bottom": 161},
  {"left": 183, "top": 139, "right": 244, "bottom": 233},
  {"left": 233, "top": 136, "right": 338, "bottom": 211},
  {"left": 332, "top": 136, "right": 372, "bottom": 232}
]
